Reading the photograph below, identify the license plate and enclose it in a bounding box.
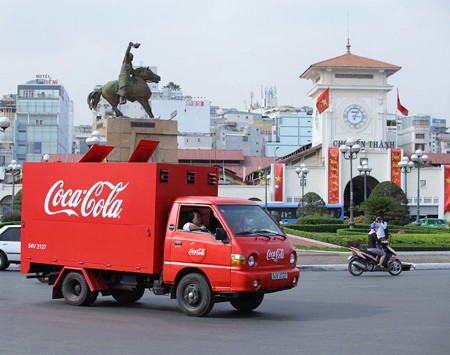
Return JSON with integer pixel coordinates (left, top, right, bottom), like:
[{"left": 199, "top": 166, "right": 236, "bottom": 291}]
[{"left": 271, "top": 272, "right": 288, "bottom": 280}]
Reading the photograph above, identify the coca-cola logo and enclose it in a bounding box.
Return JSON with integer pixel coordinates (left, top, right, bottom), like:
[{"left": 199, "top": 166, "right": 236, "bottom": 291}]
[
  {"left": 44, "top": 180, "right": 128, "bottom": 218},
  {"left": 266, "top": 248, "right": 285, "bottom": 262},
  {"left": 188, "top": 248, "right": 206, "bottom": 256}
]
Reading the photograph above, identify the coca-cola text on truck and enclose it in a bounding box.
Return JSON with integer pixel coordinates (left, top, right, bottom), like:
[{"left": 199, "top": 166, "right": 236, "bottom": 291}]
[{"left": 21, "top": 140, "right": 299, "bottom": 316}]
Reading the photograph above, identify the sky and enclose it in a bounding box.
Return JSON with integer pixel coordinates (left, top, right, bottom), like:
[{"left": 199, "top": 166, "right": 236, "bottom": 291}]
[{"left": 1, "top": 0, "right": 450, "bottom": 126}]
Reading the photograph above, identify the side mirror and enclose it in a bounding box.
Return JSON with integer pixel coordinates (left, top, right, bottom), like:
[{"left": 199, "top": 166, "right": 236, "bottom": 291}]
[{"left": 215, "top": 228, "right": 229, "bottom": 243}]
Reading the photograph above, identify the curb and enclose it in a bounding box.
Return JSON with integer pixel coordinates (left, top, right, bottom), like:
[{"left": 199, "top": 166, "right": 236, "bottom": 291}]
[{"left": 297, "top": 263, "right": 450, "bottom": 271}]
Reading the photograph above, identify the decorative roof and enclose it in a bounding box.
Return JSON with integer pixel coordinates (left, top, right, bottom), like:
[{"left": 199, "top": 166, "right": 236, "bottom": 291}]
[{"left": 300, "top": 52, "right": 401, "bottom": 79}]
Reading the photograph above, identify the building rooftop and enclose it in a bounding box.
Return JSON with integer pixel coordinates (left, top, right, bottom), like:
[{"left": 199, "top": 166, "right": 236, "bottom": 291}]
[{"left": 300, "top": 52, "right": 401, "bottom": 79}]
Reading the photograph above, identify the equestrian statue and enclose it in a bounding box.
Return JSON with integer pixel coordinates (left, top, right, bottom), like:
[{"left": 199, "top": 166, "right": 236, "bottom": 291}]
[{"left": 87, "top": 42, "right": 161, "bottom": 118}]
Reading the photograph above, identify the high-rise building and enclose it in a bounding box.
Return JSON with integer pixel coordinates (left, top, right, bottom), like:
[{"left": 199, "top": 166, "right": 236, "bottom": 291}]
[{"left": 15, "top": 75, "right": 73, "bottom": 163}]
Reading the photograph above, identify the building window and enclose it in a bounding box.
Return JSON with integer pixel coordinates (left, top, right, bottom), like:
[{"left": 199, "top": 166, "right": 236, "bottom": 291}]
[
  {"left": 420, "top": 179, "right": 427, "bottom": 188},
  {"left": 416, "top": 133, "right": 425, "bottom": 139}
]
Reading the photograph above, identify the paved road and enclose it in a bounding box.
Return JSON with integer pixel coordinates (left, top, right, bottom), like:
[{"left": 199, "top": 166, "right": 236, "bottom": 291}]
[{"left": 1, "top": 269, "right": 449, "bottom": 355}]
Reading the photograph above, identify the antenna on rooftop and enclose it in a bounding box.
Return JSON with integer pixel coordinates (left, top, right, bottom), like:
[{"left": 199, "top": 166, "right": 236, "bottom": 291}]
[{"left": 346, "top": 10, "right": 351, "bottom": 54}]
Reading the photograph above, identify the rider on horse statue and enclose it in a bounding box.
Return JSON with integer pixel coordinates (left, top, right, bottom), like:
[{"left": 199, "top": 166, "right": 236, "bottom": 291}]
[{"left": 117, "top": 42, "right": 140, "bottom": 104}]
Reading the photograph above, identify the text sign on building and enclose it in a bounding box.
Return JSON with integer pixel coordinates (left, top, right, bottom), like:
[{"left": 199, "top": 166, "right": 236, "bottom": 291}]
[{"left": 35, "top": 74, "right": 58, "bottom": 84}]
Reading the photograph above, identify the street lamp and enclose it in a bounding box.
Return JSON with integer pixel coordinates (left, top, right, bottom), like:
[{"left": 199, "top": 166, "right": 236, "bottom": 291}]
[
  {"left": 0, "top": 116, "right": 10, "bottom": 132},
  {"left": 357, "top": 161, "right": 372, "bottom": 201},
  {"left": 397, "top": 156, "right": 414, "bottom": 202},
  {"left": 7, "top": 160, "right": 22, "bottom": 212},
  {"left": 410, "top": 149, "right": 429, "bottom": 225},
  {"left": 85, "top": 130, "right": 107, "bottom": 148},
  {"left": 295, "top": 164, "right": 309, "bottom": 207},
  {"left": 339, "top": 138, "right": 361, "bottom": 229}
]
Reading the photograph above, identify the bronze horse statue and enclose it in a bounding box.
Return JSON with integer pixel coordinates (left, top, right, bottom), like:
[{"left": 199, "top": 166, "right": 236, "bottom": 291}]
[{"left": 87, "top": 66, "right": 161, "bottom": 118}]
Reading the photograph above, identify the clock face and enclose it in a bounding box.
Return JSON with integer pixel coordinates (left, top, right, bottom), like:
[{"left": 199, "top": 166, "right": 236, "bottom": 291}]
[{"left": 344, "top": 105, "right": 366, "bottom": 128}]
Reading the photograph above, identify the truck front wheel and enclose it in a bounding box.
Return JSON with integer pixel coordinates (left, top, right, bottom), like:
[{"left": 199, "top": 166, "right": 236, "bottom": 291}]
[
  {"left": 61, "top": 271, "right": 98, "bottom": 306},
  {"left": 230, "top": 293, "right": 264, "bottom": 312},
  {"left": 176, "top": 273, "right": 214, "bottom": 317}
]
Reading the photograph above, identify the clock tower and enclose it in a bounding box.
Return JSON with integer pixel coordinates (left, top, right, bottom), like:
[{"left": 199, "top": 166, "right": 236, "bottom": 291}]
[{"left": 300, "top": 42, "right": 401, "bottom": 150}]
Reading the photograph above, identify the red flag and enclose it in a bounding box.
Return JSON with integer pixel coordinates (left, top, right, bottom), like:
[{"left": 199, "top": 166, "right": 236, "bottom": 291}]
[
  {"left": 397, "top": 89, "right": 409, "bottom": 116},
  {"left": 274, "top": 163, "right": 284, "bottom": 202},
  {"left": 444, "top": 166, "right": 450, "bottom": 214},
  {"left": 316, "top": 88, "right": 330, "bottom": 114}
]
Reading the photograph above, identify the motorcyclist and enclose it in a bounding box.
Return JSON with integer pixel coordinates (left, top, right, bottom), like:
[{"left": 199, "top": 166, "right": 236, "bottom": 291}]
[{"left": 367, "top": 222, "right": 386, "bottom": 268}]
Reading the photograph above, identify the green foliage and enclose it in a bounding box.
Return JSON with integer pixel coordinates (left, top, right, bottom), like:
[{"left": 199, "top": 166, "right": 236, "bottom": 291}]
[
  {"left": 1, "top": 210, "right": 21, "bottom": 223},
  {"left": 359, "top": 196, "right": 399, "bottom": 221},
  {"left": 284, "top": 224, "right": 450, "bottom": 251},
  {"left": 285, "top": 223, "right": 345, "bottom": 233},
  {"left": 361, "top": 181, "right": 410, "bottom": 225},
  {"left": 296, "top": 214, "right": 344, "bottom": 225},
  {"left": 13, "top": 189, "right": 22, "bottom": 210},
  {"left": 163, "top": 81, "right": 181, "bottom": 91},
  {"left": 298, "top": 192, "right": 329, "bottom": 217}
]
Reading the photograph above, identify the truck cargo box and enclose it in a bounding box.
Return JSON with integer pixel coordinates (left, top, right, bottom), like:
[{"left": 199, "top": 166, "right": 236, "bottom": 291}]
[{"left": 21, "top": 144, "right": 218, "bottom": 275}]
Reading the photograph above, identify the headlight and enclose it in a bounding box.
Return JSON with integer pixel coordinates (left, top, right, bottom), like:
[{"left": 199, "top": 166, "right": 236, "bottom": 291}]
[
  {"left": 290, "top": 252, "right": 296, "bottom": 264},
  {"left": 231, "top": 254, "right": 246, "bottom": 266},
  {"left": 248, "top": 255, "right": 255, "bottom": 267}
]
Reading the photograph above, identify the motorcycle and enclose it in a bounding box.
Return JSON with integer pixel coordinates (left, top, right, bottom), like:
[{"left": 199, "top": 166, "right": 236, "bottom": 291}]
[{"left": 347, "top": 240, "right": 412, "bottom": 276}]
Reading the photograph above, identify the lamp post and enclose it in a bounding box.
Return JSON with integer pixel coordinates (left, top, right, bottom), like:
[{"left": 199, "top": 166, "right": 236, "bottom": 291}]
[
  {"left": 7, "top": 160, "right": 22, "bottom": 212},
  {"left": 410, "top": 149, "right": 429, "bottom": 225},
  {"left": 397, "top": 156, "right": 414, "bottom": 202},
  {"left": 258, "top": 166, "right": 268, "bottom": 211},
  {"left": 339, "top": 138, "right": 361, "bottom": 229},
  {"left": 357, "top": 161, "right": 372, "bottom": 201},
  {"left": 295, "top": 164, "right": 309, "bottom": 207}
]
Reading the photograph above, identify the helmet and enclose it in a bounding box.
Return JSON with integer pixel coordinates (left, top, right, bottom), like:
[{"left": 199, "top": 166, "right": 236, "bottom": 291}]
[{"left": 370, "top": 222, "right": 377, "bottom": 229}]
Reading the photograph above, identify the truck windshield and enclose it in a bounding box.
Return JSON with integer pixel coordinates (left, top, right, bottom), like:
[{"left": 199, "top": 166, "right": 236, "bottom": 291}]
[{"left": 218, "top": 205, "right": 285, "bottom": 238}]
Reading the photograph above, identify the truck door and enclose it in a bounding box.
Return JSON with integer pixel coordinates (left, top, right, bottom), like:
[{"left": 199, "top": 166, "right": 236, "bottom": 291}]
[{"left": 169, "top": 206, "right": 231, "bottom": 290}]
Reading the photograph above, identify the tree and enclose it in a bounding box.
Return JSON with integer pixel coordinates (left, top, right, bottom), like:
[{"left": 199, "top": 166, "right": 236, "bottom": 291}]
[
  {"left": 359, "top": 181, "right": 410, "bottom": 225},
  {"left": 298, "top": 192, "right": 328, "bottom": 218},
  {"left": 163, "top": 82, "right": 181, "bottom": 91}
]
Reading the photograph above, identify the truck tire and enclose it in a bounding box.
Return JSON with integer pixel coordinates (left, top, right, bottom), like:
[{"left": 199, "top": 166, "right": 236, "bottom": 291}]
[
  {"left": 111, "top": 286, "right": 145, "bottom": 304},
  {"left": 176, "top": 273, "right": 214, "bottom": 317},
  {"left": 0, "top": 253, "right": 10, "bottom": 271},
  {"left": 61, "top": 271, "right": 98, "bottom": 306},
  {"left": 230, "top": 293, "right": 264, "bottom": 312}
]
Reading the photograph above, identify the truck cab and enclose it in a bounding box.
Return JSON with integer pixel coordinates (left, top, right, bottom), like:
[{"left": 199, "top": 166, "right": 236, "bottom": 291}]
[{"left": 162, "top": 197, "right": 299, "bottom": 315}]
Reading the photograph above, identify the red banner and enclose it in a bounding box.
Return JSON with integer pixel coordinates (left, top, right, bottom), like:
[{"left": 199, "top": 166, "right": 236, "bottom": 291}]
[
  {"left": 328, "top": 148, "right": 340, "bottom": 204},
  {"left": 391, "top": 148, "right": 401, "bottom": 187},
  {"left": 444, "top": 166, "right": 450, "bottom": 214},
  {"left": 274, "top": 163, "right": 284, "bottom": 202}
]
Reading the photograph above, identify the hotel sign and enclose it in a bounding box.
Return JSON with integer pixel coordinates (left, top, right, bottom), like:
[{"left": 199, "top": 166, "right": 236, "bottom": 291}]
[{"left": 35, "top": 74, "right": 58, "bottom": 84}]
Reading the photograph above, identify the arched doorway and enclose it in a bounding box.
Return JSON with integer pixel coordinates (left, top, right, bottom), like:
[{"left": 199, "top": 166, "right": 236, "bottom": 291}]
[
  {"left": 0, "top": 195, "right": 12, "bottom": 216},
  {"left": 342, "top": 175, "right": 379, "bottom": 218}
]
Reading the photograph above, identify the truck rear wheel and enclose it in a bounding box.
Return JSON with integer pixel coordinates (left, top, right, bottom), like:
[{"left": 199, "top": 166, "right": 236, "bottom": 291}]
[
  {"left": 111, "top": 286, "right": 145, "bottom": 304},
  {"left": 176, "top": 273, "right": 214, "bottom": 317},
  {"left": 61, "top": 271, "right": 98, "bottom": 306},
  {"left": 230, "top": 293, "right": 264, "bottom": 312}
]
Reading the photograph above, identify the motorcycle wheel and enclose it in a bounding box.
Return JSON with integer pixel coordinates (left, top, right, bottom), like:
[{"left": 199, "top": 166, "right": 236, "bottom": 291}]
[
  {"left": 348, "top": 259, "right": 364, "bottom": 276},
  {"left": 388, "top": 260, "right": 402, "bottom": 276}
]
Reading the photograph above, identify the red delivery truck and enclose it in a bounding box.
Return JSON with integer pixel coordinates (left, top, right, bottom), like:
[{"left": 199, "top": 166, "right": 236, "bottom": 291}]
[{"left": 21, "top": 140, "right": 299, "bottom": 316}]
